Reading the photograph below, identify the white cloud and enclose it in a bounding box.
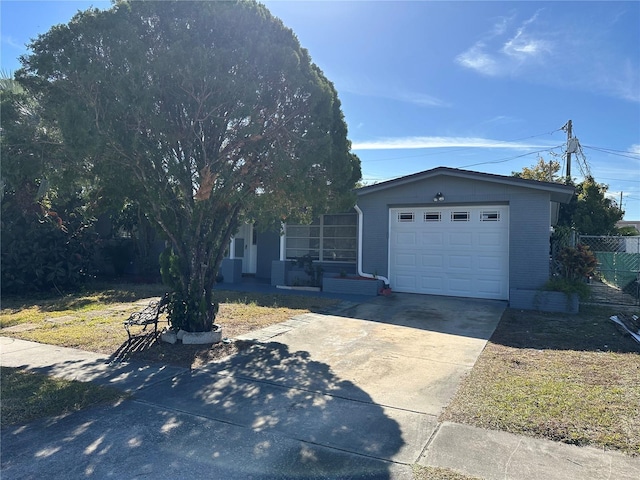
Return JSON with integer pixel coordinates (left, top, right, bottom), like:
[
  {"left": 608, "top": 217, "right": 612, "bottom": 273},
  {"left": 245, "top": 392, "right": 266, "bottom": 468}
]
[
  {"left": 456, "top": 12, "right": 552, "bottom": 76},
  {"left": 629, "top": 144, "right": 640, "bottom": 156},
  {"left": 336, "top": 76, "right": 449, "bottom": 108},
  {"left": 502, "top": 11, "right": 552, "bottom": 58},
  {"left": 455, "top": 7, "right": 639, "bottom": 103},
  {"left": 1, "top": 35, "right": 23, "bottom": 50},
  {"left": 503, "top": 37, "right": 551, "bottom": 57},
  {"left": 392, "top": 91, "right": 449, "bottom": 108},
  {"left": 344, "top": 87, "right": 449, "bottom": 108},
  {"left": 351, "top": 136, "right": 545, "bottom": 151},
  {"left": 455, "top": 43, "right": 500, "bottom": 76}
]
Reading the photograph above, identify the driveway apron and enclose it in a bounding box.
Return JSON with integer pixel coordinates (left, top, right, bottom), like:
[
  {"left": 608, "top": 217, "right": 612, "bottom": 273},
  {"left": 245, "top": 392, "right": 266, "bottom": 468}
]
[
  {"left": 135, "top": 293, "right": 505, "bottom": 467},
  {"left": 2, "top": 293, "right": 505, "bottom": 479}
]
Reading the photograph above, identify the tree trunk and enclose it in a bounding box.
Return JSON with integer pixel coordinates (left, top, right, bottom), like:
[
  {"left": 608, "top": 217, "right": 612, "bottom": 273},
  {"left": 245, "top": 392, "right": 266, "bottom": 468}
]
[{"left": 160, "top": 203, "right": 240, "bottom": 332}]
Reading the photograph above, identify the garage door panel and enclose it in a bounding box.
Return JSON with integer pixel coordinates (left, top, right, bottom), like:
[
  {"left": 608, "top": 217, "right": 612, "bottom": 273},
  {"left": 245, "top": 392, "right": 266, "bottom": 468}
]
[
  {"left": 395, "top": 275, "right": 417, "bottom": 290},
  {"left": 448, "top": 277, "right": 474, "bottom": 295},
  {"left": 420, "top": 232, "right": 444, "bottom": 247},
  {"left": 477, "top": 254, "right": 505, "bottom": 271},
  {"left": 478, "top": 231, "right": 505, "bottom": 247},
  {"left": 396, "top": 232, "right": 417, "bottom": 246},
  {"left": 420, "top": 275, "right": 445, "bottom": 292},
  {"left": 394, "top": 253, "right": 417, "bottom": 267},
  {"left": 448, "top": 255, "right": 472, "bottom": 270},
  {"left": 390, "top": 206, "right": 509, "bottom": 300},
  {"left": 421, "top": 254, "right": 443, "bottom": 268},
  {"left": 448, "top": 232, "right": 473, "bottom": 247},
  {"left": 476, "top": 279, "right": 504, "bottom": 296}
]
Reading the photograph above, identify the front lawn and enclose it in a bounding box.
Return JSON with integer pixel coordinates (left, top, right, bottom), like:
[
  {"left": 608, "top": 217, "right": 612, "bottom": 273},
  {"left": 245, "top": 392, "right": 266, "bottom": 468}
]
[
  {"left": 1, "top": 367, "right": 126, "bottom": 426},
  {"left": 0, "top": 283, "right": 339, "bottom": 368},
  {"left": 441, "top": 306, "right": 640, "bottom": 456},
  {"left": 3, "top": 284, "right": 639, "bottom": 458}
]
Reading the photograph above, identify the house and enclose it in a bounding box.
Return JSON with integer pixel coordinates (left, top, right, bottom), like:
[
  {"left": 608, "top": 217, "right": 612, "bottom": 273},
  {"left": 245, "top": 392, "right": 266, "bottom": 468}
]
[{"left": 221, "top": 167, "right": 575, "bottom": 310}]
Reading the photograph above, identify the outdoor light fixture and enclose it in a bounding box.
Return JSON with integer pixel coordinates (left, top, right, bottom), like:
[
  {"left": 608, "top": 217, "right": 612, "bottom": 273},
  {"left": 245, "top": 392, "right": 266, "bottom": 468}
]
[{"left": 433, "top": 192, "right": 445, "bottom": 202}]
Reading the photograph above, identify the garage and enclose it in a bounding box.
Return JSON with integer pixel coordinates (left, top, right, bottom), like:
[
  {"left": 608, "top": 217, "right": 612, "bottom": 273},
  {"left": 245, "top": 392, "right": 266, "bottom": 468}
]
[{"left": 389, "top": 205, "right": 509, "bottom": 300}]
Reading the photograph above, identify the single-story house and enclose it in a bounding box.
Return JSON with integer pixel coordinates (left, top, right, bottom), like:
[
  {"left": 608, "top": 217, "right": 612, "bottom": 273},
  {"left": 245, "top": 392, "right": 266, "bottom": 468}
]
[{"left": 221, "top": 167, "right": 575, "bottom": 310}]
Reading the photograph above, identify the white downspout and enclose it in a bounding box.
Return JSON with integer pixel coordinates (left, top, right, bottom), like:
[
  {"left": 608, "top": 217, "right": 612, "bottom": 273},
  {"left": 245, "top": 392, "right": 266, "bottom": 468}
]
[
  {"left": 354, "top": 204, "right": 389, "bottom": 286},
  {"left": 279, "top": 223, "right": 286, "bottom": 261}
]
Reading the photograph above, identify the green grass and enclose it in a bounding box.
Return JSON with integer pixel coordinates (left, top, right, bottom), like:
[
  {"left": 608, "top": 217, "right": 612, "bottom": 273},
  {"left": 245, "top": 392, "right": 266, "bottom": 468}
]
[
  {"left": 442, "top": 306, "right": 640, "bottom": 456},
  {"left": 1, "top": 367, "right": 127, "bottom": 426}
]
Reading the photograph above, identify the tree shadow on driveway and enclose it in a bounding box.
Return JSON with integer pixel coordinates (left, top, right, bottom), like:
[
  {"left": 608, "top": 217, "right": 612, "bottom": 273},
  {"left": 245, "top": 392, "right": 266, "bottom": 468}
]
[{"left": 1, "top": 342, "right": 407, "bottom": 479}]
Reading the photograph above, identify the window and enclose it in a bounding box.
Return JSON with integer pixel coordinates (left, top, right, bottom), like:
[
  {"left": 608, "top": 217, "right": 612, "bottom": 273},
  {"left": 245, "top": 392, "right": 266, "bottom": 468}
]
[
  {"left": 398, "top": 212, "right": 415, "bottom": 222},
  {"left": 424, "top": 212, "right": 441, "bottom": 222},
  {"left": 451, "top": 211, "right": 470, "bottom": 221},
  {"left": 481, "top": 211, "right": 500, "bottom": 222},
  {"left": 286, "top": 214, "right": 357, "bottom": 262}
]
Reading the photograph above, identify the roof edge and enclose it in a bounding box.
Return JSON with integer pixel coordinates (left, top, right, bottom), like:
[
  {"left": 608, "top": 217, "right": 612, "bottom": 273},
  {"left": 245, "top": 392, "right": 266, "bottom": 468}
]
[{"left": 356, "top": 167, "right": 575, "bottom": 203}]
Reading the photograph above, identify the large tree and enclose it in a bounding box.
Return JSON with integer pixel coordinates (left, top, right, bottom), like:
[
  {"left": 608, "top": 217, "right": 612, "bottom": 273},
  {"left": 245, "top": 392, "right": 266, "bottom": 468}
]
[
  {"left": 511, "top": 157, "right": 562, "bottom": 183},
  {"left": 513, "top": 159, "right": 623, "bottom": 235},
  {"left": 558, "top": 176, "right": 623, "bottom": 235},
  {"left": 17, "top": 0, "right": 361, "bottom": 331}
]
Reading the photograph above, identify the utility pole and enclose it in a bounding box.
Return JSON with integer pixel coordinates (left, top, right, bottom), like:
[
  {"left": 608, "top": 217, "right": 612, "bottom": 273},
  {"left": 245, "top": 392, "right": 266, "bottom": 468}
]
[
  {"left": 564, "top": 119, "right": 572, "bottom": 184},
  {"left": 620, "top": 191, "right": 623, "bottom": 211}
]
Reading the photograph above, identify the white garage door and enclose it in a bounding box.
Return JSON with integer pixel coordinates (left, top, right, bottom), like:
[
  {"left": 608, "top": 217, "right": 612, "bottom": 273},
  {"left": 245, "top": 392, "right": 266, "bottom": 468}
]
[{"left": 389, "top": 206, "right": 509, "bottom": 300}]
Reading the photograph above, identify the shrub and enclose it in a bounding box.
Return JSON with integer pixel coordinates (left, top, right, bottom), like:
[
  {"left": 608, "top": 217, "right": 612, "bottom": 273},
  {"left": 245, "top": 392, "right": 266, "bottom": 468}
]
[
  {"left": 558, "top": 244, "right": 598, "bottom": 281},
  {"left": 1, "top": 209, "right": 99, "bottom": 294},
  {"left": 543, "top": 277, "right": 591, "bottom": 301}
]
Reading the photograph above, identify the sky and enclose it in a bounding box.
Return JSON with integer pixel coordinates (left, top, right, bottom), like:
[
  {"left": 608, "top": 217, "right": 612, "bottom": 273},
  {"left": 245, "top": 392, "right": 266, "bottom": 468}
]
[{"left": 2, "top": 1, "right": 639, "bottom": 220}]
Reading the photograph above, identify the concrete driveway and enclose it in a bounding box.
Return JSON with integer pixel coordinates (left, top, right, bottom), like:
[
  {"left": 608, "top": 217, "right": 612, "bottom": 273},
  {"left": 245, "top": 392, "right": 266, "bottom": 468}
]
[{"left": 1, "top": 293, "right": 505, "bottom": 479}]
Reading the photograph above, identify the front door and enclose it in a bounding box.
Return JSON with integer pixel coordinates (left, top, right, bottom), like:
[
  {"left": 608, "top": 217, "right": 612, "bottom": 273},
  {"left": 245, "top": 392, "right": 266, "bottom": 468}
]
[{"left": 235, "top": 223, "right": 257, "bottom": 275}]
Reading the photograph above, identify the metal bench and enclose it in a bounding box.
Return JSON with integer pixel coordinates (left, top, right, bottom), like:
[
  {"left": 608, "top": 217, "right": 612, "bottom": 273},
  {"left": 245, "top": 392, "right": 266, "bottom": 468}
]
[{"left": 124, "top": 293, "right": 170, "bottom": 341}]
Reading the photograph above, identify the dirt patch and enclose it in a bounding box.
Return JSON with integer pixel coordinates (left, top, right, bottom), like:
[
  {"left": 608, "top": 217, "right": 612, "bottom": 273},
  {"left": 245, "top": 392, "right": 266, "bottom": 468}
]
[
  {"left": 2, "top": 323, "right": 39, "bottom": 333},
  {"left": 110, "top": 332, "right": 252, "bottom": 369},
  {"left": 44, "top": 315, "right": 77, "bottom": 325}
]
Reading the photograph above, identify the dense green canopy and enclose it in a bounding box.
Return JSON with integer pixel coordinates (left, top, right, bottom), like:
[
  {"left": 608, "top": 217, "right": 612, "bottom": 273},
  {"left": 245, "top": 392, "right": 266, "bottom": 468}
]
[{"left": 17, "top": 0, "right": 361, "bottom": 330}]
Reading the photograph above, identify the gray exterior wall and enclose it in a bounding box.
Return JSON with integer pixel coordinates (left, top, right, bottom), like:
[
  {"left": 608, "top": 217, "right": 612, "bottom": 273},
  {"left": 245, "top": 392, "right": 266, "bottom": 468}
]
[
  {"left": 356, "top": 174, "right": 554, "bottom": 305},
  {"left": 256, "top": 229, "right": 281, "bottom": 280}
]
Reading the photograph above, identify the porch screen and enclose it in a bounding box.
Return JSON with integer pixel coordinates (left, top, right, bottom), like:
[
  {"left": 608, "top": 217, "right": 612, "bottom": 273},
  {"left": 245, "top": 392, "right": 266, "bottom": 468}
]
[{"left": 286, "top": 214, "right": 357, "bottom": 262}]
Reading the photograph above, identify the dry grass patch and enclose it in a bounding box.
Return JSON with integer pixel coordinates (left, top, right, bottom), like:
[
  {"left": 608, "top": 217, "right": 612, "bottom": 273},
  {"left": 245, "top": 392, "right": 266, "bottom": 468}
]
[
  {"left": 442, "top": 306, "right": 640, "bottom": 456},
  {"left": 0, "top": 284, "right": 340, "bottom": 369},
  {"left": 1, "top": 367, "right": 126, "bottom": 426},
  {"left": 412, "top": 465, "right": 482, "bottom": 480}
]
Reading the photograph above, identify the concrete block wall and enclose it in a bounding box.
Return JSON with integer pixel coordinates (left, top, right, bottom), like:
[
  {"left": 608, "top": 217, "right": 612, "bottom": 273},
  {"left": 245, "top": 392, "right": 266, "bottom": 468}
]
[{"left": 220, "top": 258, "right": 242, "bottom": 284}]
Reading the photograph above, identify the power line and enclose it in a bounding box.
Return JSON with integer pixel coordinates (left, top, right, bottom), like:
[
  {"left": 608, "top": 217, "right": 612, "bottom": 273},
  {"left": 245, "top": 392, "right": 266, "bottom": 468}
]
[
  {"left": 457, "top": 146, "right": 563, "bottom": 169},
  {"left": 582, "top": 145, "right": 640, "bottom": 160},
  {"left": 598, "top": 176, "right": 640, "bottom": 183}
]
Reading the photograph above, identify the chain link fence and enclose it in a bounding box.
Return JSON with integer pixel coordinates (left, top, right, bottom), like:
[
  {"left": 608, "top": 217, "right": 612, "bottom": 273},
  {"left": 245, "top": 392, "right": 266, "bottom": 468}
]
[
  {"left": 578, "top": 235, "right": 640, "bottom": 306},
  {"left": 550, "top": 227, "right": 577, "bottom": 277}
]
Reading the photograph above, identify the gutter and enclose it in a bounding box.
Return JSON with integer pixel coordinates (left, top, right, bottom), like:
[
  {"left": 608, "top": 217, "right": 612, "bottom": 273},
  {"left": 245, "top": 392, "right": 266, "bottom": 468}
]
[{"left": 354, "top": 204, "right": 390, "bottom": 286}]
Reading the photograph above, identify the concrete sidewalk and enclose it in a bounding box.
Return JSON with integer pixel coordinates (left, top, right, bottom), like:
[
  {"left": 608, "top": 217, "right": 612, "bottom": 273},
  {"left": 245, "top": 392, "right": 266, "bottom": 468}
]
[{"left": 2, "top": 333, "right": 640, "bottom": 479}]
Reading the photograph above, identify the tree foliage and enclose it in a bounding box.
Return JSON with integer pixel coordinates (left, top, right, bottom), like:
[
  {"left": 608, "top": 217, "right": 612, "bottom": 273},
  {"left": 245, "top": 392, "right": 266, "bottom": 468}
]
[
  {"left": 16, "top": 1, "right": 361, "bottom": 330},
  {"left": 514, "top": 159, "right": 623, "bottom": 236},
  {"left": 0, "top": 77, "right": 101, "bottom": 293},
  {"left": 558, "top": 176, "right": 623, "bottom": 235},
  {"left": 512, "top": 157, "right": 562, "bottom": 183}
]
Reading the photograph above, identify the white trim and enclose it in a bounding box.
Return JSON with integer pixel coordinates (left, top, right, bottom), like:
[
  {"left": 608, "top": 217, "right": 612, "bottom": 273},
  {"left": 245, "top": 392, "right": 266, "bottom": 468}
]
[
  {"left": 279, "top": 223, "right": 286, "bottom": 261},
  {"left": 229, "top": 237, "right": 236, "bottom": 260}
]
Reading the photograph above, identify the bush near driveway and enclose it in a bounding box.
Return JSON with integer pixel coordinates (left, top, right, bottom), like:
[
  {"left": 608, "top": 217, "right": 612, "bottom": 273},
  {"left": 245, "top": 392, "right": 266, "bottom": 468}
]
[{"left": 442, "top": 307, "right": 640, "bottom": 456}]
